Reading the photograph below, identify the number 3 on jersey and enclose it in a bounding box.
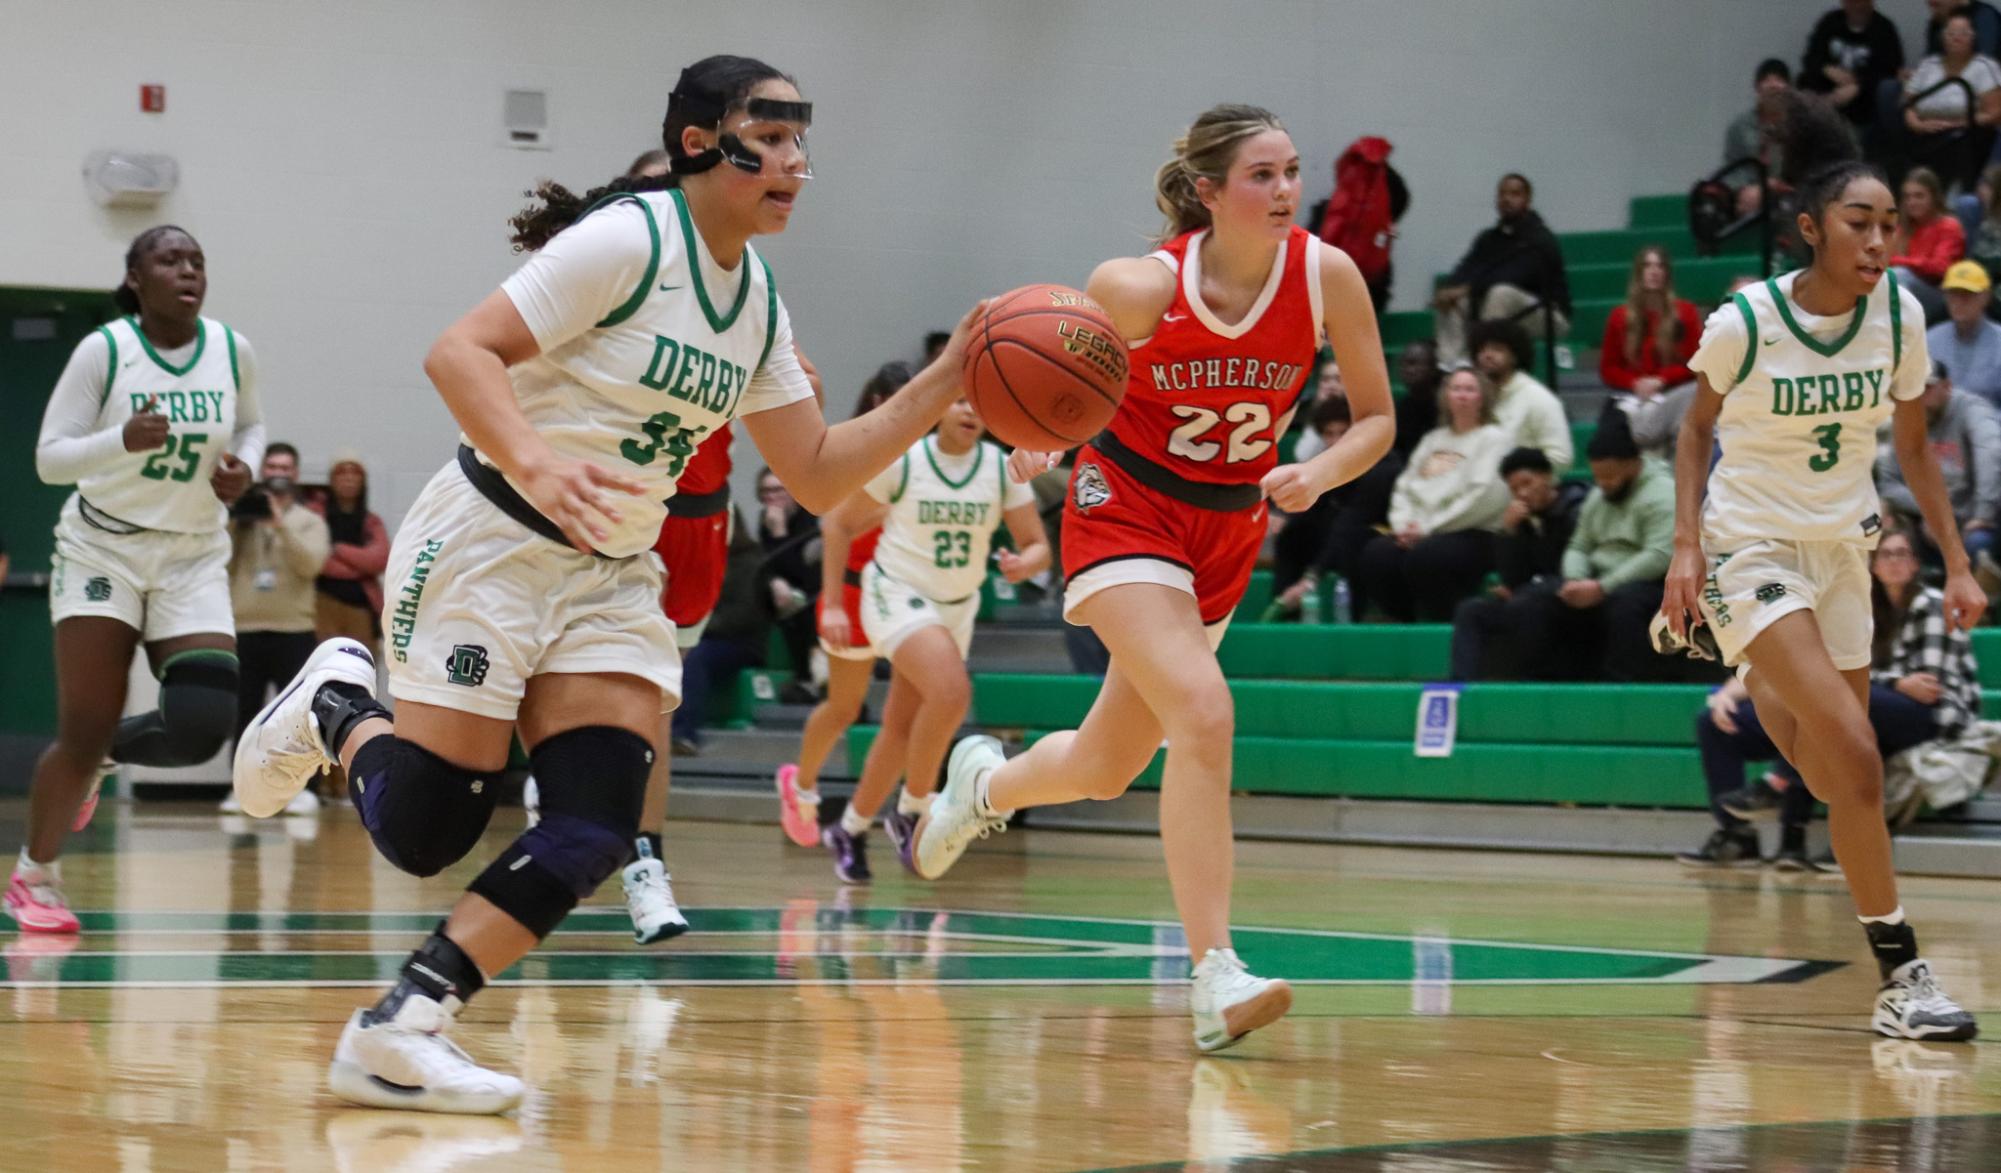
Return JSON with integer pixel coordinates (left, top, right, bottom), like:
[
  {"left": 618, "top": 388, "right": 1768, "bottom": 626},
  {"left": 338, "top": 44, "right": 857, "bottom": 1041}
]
[
  {"left": 1809, "top": 422, "right": 1841, "bottom": 472},
  {"left": 1167, "top": 402, "right": 1273, "bottom": 463},
  {"left": 622, "top": 409, "right": 698, "bottom": 476}
]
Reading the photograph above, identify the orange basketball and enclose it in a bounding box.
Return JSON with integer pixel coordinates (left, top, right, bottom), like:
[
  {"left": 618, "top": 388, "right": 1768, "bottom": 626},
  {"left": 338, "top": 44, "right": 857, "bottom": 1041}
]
[{"left": 962, "top": 284, "right": 1128, "bottom": 451}]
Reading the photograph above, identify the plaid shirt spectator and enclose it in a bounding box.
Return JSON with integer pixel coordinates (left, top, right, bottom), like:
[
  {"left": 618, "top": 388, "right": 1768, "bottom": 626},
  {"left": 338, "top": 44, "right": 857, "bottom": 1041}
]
[{"left": 1874, "top": 586, "right": 1982, "bottom": 735}]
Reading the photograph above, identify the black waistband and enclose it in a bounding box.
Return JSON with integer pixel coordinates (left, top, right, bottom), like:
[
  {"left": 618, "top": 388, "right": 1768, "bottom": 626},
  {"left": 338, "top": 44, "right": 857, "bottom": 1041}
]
[
  {"left": 843, "top": 567, "right": 863, "bottom": 588},
  {"left": 665, "top": 484, "right": 730, "bottom": 519},
  {"left": 456, "top": 444, "right": 619, "bottom": 560},
  {"left": 78, "top": 496, "right": 147, "bottom": 535},
  {"left": 1090, "top": 430, "right": 1262, "bottom": 513}
]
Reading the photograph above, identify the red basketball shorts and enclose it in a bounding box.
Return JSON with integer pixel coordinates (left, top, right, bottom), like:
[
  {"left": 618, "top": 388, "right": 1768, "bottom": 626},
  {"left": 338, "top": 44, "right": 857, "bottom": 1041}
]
[
  {"left": 1060, "top": 446, "right": 1265, "bottom": 637},
  {"left": 653, "top": 511, "right": 730, "bottom": 637}
]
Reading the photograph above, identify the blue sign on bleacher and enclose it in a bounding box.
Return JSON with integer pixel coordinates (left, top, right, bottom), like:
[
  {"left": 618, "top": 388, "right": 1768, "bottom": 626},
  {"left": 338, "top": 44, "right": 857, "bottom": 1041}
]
[{"left": 1415, "top": 685, "right": 1461, "bottom": 758}]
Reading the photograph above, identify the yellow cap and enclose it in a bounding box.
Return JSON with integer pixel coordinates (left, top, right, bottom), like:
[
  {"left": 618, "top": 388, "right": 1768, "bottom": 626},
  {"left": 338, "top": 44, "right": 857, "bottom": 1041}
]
[{"left": 1943, "top": 260, "right": 1991, "bottom": 294}]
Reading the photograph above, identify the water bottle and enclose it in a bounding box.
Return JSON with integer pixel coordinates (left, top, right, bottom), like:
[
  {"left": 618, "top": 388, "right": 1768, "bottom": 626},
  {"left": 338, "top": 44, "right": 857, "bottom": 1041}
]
[
  {"left": 1332, "top": 577, "right": 1353, "bottom": 624},
  {"left": 1300, "top": 577, "right": 1322, "bottom": 624}
]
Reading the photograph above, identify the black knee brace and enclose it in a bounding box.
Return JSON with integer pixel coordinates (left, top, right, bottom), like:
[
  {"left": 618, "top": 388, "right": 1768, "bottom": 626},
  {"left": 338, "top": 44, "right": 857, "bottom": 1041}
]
[
  {"left": 111, "top": 649, "right": 239, "bottom": 767},
  {"left": 468, "top": 726, "right": 651, "bottom": 938},
  {"left": 349, "top": 736, "right": 502, "bottom": 877}
]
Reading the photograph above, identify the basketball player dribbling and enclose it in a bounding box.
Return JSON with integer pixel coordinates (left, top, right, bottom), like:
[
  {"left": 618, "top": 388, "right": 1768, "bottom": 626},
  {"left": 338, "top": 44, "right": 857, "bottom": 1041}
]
[
  {"left": 1659, "top": 106, "right": 1979, "bottom": 1040},
  {"left": 913, "top": 104, "right": 1396, "bottom": 1052},
  {"left": 230, "top": 55, "right": 987, "bottom": 1112}
]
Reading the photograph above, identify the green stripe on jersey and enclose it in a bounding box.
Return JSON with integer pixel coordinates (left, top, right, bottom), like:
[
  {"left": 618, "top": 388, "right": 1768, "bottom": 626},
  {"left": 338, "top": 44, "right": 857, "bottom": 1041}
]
[
  {"left": 924, "top": 436, "right": 984, "bottom": 489},
  {"left": 590, "top": 195, "right": 661, "bottom": 329},
  {"left": 1730, "top": 293, "right": 1757, "bottom": 386},
  {"left": 1888, "top": 269, "right": 1904, "bottom": 373},
  {"left": 756, "top": 254, "right": 778, "bottom": 372},
  {"left": 225, "top": 326, "right": 241, "bottom": 391},
  {"left": 672, "top": 189, "right": 753, "bottom": 333},
  {"left": 97, "top": 324, "right": 119, "bottom": 409},
  {"left": 130, "top": 316, "right": 206, "bottom": 376},
  {"left": 1766, "top": 276, "right": 1865, "bottom": 358}
]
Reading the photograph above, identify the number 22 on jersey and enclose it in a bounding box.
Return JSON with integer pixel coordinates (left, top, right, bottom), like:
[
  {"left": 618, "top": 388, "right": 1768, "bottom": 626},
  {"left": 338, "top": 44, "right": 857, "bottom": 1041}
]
[{"left": 1166, "top": 402, "right": 1273, "bottom": 463}]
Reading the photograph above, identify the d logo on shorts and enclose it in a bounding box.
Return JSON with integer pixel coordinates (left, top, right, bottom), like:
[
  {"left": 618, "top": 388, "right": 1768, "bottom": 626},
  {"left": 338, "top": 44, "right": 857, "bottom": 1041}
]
[
  {"left": 1074, "top": 463, "right": 1111, "bottom": 513},
  {"left": 445, "top": 644, "right": 490, "bottom": 687},
  {"left": 83, "top": 576, "right": 113, "bottom": 603}
]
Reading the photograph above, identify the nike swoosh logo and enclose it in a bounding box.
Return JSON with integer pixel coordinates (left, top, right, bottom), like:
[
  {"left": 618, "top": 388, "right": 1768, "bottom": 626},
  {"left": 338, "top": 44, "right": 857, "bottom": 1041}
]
[
  {"left": 659, "top": 283, "right": 682, "bottom": 292},
  {"left": 1763, "top": 337, "right": 1780, "bottom": 346},
  {"left": 1162, "top": 313, "right": 1188, "bottom": 323}
]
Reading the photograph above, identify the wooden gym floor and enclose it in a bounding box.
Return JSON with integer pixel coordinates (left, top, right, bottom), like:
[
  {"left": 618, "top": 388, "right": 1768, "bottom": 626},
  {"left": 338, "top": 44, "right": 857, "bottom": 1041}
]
[{"left": 2, "top": 798, "right": 2000, "bottom": 1171}]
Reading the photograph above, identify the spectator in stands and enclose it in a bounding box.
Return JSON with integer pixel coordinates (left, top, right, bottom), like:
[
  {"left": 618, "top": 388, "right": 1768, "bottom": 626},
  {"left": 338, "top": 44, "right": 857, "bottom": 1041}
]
[
  {"left": 1799, "top": 0, "right": 1906, "bottom": 131},
  {"left": 227, "top": 443, "right": 331, "bottom": 813},
  {"left": 1394, "top": 340, "right": 1442, "bottom": 459},
  {"left": 670, "top": 506, "right": 768, "bottom": 756},
  {"left": 1876, "top": 358, "right": 2001, "bottom": 565},
  {"left": 1678, "top": 527, "right": 1980, "bottom": 869},
  {"left": 1724, "top": 59, "right": 1794, "bottom": 217},
  {"left": 1630, "top": 275, "right": 1765, "bottom": 461},
  {"left": 1601, "top": 247, "right": 1702, "bottom": 461},
  {"left": 1477, "top": 412, "right": 1675, "bottom": 681},
  {"left": 1289, "top": 351, "right": 1346, "bottom": 462},
  {"left": 1269, "top": 395, "right": 1403, "bottom": 622},
  {"left": 311, "top": 450, "right": 386, "bottom": 653},
  {"left": 1960, "top": 165, "right": 2001, "bottom": 286},
  {"left": 1891, "top": 167, "right": 1967, "bottom": 325},
  {"left": 1355, "top": 366, "right": 1511, "bottom": 622},
  {"left": 1432, "top": 174, "right": 1571, "bottom": 365},
  {"left": 1928, "top": 260, "right": 2001, "bottom": 404},
  {"left": 1471, "top": 318, "right": 1573, "bottom": 467},
  {"left": 755, "top": 466, "right": 821, "bottom": 703},
  {"left": 1925, "top": 0, "right": 2001, "bottom": 58},
  {"left": 1902, "top": 9, "right": 2001, "bottom": 192},
  {"left": 1447, "top": 447, "right": 1590, "bottom": 680}
]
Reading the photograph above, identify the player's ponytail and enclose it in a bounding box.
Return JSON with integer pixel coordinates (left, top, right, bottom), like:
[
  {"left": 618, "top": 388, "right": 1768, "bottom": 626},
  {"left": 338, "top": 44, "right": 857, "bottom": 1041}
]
[
  {"left": 1153, "top": 104, "right": 1286, "bottom": 243},
  {"left": 510, "top": 54, "right": 793, "bottom": 252},
  {"left": 508, "top": 171, "right": 677, "bottom": 253},
  {"left": 1769, "top": 88, "right": 1888, "bottom": 244},
  {"left": 114, "top": 224, "right": 194, "bottom": 315}
]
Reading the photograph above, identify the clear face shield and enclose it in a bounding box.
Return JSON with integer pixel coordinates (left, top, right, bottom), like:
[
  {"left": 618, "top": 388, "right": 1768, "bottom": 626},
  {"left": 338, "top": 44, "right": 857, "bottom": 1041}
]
[{"left": 716, "top": 98, "right": 813, "bottom": 180}]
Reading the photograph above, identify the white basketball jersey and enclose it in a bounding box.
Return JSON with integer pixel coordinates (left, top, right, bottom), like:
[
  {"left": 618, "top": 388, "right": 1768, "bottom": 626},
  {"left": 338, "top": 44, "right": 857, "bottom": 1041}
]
[
  {"left": 75, "top": 316, "right": 245, "bottom": 533},
  {"left": 497, "top": 189, "right": 787, "bottom": 557},
  {"left": 1691, "top": 270, "right": 1926, "bottom": 551},
  {"left": 865, "top": 436, "right": 1031, "bottom": 601}
]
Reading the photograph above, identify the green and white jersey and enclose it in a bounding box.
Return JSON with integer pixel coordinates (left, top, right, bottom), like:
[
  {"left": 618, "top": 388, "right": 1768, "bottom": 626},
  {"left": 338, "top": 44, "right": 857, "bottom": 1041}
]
[
  {"left": 863, "top": 436, "right": 1032, "bottom": 601},
  {"left": 498, "top": 188, "right": 814, "bottom": 557},
  {"left": 1688, "top": 270, "right": 1927, "bottom": 550},
  {"left": 35, "top": 315, "right": 263, "bottom": 534}
]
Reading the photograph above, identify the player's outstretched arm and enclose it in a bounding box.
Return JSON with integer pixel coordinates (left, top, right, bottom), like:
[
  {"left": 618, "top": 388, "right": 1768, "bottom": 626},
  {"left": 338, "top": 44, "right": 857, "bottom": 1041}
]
[
  {"left": 1661, "top": 375, "right": 1723, "bottom": 638},
  {"left": 743, "top": 300, "right": 986, "bottom": 514},
  {"left": 1894, "top": 393, "right": 1988, "bottom": 630},
  {"left": 1263, "top": 247, "right": 1393, "bottom": 513}
]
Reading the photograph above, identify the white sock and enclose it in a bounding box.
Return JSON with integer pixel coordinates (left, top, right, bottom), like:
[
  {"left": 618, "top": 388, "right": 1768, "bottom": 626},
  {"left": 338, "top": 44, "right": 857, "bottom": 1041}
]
[
  {"left": 897, "top": 789, "right": 930, "bottom": 817},
  {"left": 1858, "top": 905, "right": 1907, "bottom": 926},
  {"left": 840, "top": 806, "right": 872, "bottom": 837},
  {"left": 15, "top": 847, "right": 55, "bottom": 881},
  {"left": 794, "top": 787, "right": 822, "bottom": 813},
  {"left": 975, "top": 773, "right": 1008, "bottom": 820}
]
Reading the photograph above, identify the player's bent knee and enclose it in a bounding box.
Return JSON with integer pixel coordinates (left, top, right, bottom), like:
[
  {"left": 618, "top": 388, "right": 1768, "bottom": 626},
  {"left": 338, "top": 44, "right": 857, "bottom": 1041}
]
[
  {"left": 349, "top": 737, "right": 503, "bottom": 877},
  {"left": 467, "top": 725, "right": 651, "bottom": 937},
  {"left": 156, "top": 651, "right": 238, "bottom": 764}
]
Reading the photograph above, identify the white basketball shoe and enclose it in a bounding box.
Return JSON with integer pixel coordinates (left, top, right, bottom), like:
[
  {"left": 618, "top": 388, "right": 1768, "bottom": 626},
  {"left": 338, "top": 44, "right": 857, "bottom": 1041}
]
[
  {"left": 1189, "top": 947, "right": 1293, "bottom": 1053},
  {"left": 910, "top": 734, "right": 1009, "bottom": 880},
  {"left": 328, "top": 994, "right": 524, "bottom": 1115},
  {"left": 234, "top": 638, "right": 377, "bottom": 818}
]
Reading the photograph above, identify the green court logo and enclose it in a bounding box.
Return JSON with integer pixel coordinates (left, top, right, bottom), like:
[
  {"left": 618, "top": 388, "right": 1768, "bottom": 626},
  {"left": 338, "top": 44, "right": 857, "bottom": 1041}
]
[
  {"left": 445, "top": 644, "right": 490, "bottom": 687},
  {"left": 83, "top": 576, "right": 113, "bottom": 602}
]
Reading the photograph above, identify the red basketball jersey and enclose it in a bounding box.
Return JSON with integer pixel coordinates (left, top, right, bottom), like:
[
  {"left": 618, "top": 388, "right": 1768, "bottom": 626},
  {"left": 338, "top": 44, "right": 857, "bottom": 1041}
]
[
  {"left": 676, "top": 422, "right": 733, "bottom": 496},
  {"left": 1104, "top": 226, "right": 1324, "bottom": 486}
]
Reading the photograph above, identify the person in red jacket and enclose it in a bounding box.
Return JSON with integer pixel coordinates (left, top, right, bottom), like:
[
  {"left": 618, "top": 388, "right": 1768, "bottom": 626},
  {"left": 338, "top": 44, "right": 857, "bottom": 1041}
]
[
  {"left": 1600, "top": 247, "right": 1702, "bottom": 459},
  {"left": 311, "top": 450, "right": 390, "bottom": 799},
  {"left": 1891, "top": 166, "right": 1966, "bottom": 325}
]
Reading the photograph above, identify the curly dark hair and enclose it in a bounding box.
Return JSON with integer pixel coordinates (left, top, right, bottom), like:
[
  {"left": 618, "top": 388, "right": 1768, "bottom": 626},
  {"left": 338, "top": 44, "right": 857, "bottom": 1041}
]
[
  {"left": 508, "top": 54, "right": 794, "bottom": 252},
  {"left": 854, "top": 361, "right": 913, "bottom": 418}
]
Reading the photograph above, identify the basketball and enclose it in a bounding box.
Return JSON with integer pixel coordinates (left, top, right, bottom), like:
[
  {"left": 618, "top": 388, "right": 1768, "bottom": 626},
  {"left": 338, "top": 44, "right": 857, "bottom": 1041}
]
[{"left": 962, "top": 284, "right": 1129, "bottom": 450}]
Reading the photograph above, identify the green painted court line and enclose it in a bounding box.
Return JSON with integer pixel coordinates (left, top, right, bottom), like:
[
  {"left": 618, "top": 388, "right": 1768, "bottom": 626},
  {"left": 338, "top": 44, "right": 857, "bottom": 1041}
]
[{"left": 0, "top": 907, "right": 1836, "bottom": 989}]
